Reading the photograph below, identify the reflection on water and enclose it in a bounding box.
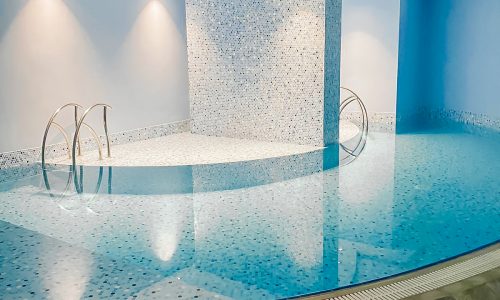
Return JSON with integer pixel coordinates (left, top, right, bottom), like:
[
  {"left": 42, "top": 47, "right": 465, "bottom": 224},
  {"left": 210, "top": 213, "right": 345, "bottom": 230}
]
[
  {"left": 0, "top": 129, "right": 499, "bottom": 298},
  {"left": 40, "top": 241, "right": 93, "bottom": 300}
]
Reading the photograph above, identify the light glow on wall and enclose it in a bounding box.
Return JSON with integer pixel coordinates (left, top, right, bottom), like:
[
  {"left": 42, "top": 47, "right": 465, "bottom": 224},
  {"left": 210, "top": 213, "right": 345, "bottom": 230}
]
[
  {"left": 0, "top": 0, "right": 105, "bottom": 151},
  {"left": 119, "top": 0, "right": 186, "bottom": 100},
  {"left": 341, "top": 31, "right": 397, "bottom": 112},
  {"left": 340, "top": 1, "right": 400, "bottom": 114},
  {"left": 0, "top": 0, "right": 190, "bottom": 153},
  {"left": 0, "top": 0, "right": 104, "bottom": 104}
]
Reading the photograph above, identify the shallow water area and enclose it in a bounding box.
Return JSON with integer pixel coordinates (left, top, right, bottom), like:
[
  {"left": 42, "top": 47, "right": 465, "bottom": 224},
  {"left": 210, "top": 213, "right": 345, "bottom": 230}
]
[{"left": 0, "top": 126, "right": 498, "bottom": 299}]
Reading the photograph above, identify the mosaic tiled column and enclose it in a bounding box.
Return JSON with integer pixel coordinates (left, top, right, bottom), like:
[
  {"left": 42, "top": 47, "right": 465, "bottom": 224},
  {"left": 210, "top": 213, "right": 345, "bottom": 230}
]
[{"left": 186, "top": 0, "right": 342, "bottom": 146}]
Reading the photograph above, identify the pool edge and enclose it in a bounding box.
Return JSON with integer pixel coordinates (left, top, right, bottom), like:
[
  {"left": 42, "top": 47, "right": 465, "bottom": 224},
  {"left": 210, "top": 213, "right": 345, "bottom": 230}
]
[{"left": 297, "top": 242, "right": 500, "bottom": 300}]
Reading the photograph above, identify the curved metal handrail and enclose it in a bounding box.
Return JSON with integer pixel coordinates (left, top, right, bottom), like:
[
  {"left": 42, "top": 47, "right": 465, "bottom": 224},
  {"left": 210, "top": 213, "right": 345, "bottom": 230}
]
[
  {"left": 339, "top": 87, "right": 369, "bottom": 165},
  {"left": 71, "top": 104, "right": 112, "bottom": 193},
  {"left": 50, "top": 122, "right": 72, "bottom": 158},
  {"left": 81, "top": 122, "right": 103, "bottom": 160},
  {"left": 41, "top": 103, "right": 82, "bottom": 171}
]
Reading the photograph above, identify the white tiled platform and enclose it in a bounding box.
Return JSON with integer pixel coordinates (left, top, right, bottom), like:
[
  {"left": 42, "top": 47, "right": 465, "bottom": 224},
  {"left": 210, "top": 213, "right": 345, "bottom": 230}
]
[
  {"left": 46, "top": 123, "right": 359, "bottom": 167},
  {"left": 46, "top": 133, "right": 321, "bottom": 167}
]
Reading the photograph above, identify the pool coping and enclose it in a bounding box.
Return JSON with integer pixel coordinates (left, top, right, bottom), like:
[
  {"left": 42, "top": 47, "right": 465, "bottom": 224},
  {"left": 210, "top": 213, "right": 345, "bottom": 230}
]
[{"left": 297, "top": 242, "right": 500, "bottom": 300}]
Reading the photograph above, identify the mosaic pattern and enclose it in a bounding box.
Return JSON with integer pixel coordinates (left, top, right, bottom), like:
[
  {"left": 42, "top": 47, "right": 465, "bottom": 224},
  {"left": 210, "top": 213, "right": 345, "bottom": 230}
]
[
  {"left": 341, "top": 111, "right": 396, "bottom": 132},
  {"left": 397, "top": 107, "right": 500, "bottom": 135},
  {"left": 0, "top": 126, "right": 498, "bottom": 299},
  {"left": 425, "top": 108, "right": 500, "bottom": 134},
  {"left": 45, "top": 133, "right": 321, "bottom": 167},
  {"left": 324, "top": 0, "right": 342, "bottom": 145},
  {"left": 186, "top": 0, "right": 341, "bottom": 146},
  {"left": 36, "top": 148, "right": 327, "bottom": 195},
  {"left": 0, "top": 120, "right": 189, "bottom": 183},
  {"left": 191, "top": 150, "right": 324, "bottom": 192}
]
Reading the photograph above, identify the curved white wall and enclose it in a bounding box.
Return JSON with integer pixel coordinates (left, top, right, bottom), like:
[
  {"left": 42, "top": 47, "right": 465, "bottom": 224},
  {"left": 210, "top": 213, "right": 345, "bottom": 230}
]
[
  {"left": 341, "top": 0, "right": 400, "bottom": 113},
  {"left": 0, "top": 0, "right": 190, "bottom": 153}
]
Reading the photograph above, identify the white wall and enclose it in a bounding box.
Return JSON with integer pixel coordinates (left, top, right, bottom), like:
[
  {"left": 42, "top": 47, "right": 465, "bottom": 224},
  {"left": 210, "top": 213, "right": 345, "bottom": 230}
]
[
  {"left": 341, "top": 0, "right": 400, "bottom": 113},
  {"left": 0, "top": 0, "right": 190, "bottom": 153}
]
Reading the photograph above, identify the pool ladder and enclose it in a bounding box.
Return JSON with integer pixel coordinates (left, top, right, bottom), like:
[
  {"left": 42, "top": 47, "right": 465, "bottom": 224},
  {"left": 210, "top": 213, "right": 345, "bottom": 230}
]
[
  {"left": 339, "top": 87, "right": 369, "bottom": 165},
  {"left": 41, "top": 103, "right": 112, "bottom": 194}
]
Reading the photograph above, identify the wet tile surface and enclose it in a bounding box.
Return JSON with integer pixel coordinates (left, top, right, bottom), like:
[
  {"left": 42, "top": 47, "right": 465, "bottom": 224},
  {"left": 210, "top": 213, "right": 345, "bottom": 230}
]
[{"left": 0, "top": 127, "right": 499, "bottom": 299}]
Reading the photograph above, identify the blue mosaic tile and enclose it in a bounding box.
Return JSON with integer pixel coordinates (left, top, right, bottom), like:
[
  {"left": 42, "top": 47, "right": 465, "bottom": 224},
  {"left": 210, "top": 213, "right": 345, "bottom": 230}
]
[{"left": 0, "top": 125, "right": 498, "bottom": 299}]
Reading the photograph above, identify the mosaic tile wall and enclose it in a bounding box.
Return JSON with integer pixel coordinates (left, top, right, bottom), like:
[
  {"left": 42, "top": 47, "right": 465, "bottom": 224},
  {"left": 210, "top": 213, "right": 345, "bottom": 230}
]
[
  {"left": 425, "top": 109, "right": 500, "bottom": 134},
  {"left": 0, "top": 120, "right": 190, "bottom": 182},
  {"left": 324, "top": 0, "right": 343, "bottom": 145},
  {"left": 396, "top": 108, "right": 500, "bottom": 135},
  {"left": 341, "top": 112, "right": 396, "bottom": 132},
  {"left": 186, "top": 0, "right": 342, "bottom": 146}
]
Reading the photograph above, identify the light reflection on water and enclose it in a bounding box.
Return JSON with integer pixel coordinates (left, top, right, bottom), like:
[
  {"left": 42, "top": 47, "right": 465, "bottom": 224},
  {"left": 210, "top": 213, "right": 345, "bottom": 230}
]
[{"left": 0, "top": 129, "right": 499, "bottom": 299}]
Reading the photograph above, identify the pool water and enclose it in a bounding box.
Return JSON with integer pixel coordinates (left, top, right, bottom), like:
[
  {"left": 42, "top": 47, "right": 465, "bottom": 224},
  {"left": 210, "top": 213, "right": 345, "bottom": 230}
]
[{"left": 0, "top": 127, "right": 499, "bottom": 299}]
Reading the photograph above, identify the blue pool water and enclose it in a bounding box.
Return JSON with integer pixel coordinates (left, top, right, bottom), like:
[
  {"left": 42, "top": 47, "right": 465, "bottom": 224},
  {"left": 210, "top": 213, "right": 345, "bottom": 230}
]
[{"left": 0, "top": 127, "right": 499, "bottom": 299}]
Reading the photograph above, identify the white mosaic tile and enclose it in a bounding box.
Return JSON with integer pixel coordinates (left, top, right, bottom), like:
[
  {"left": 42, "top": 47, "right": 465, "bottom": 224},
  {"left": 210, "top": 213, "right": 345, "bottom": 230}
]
[
  {"left": 46, "top": 133, "right": 322, "bottom": 167},
  {"left": 341, "top": 111, "right": 396, "bottom": 132},
  {"left": 186, "top": 0, "right": 342, "bottom": 146},
  {"left": 0, "top": 120, "right": 189, "bottom": 182}
]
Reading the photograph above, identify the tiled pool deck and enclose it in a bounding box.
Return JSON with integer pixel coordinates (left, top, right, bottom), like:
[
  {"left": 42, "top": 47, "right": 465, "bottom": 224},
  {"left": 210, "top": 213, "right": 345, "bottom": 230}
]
[
  {"left": 45, "top": 133, "right": 322, "bottom": 167},
  {"left": 45, "top": 122, "right": 359, "bottom": 167}
]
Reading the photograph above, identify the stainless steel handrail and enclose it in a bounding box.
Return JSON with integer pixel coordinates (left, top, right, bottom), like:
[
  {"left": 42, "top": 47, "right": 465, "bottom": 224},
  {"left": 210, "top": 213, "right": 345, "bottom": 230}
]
[
  {"left": 50, "top": 122, "right": 72, "bottom": 158},
  {"left": 41, "top": 103, "right": 82, "bottom": 171},
  {"left": 71, "top": 104, "right": 112, "bottom": 193},
  {"left": 81, "top": 122, "right": 103, "bottom": 160},
  {"left": 339, "top": 87, "right": 369, "bottom": 165}
]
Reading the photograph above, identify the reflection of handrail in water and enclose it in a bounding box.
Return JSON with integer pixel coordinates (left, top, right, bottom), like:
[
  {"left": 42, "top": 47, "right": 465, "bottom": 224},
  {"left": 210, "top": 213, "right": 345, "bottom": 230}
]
[
  {"left": 42, "top": 166, "right": 106, "bottom": 198},
  {"left": 339, "top": 87, "right": 369, "bottom": 165},
  {"left": 71, "top": 104, "right": 112, "bottom": 194},
  {"left": 42, "top": 167, "right": 73, "bottom": 198}
]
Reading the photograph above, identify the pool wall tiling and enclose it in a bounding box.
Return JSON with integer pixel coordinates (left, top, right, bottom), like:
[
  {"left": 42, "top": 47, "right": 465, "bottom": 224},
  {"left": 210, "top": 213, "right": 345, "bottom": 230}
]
[
  {"left": 397, "top": 108, "right": 500, "bottom": 135},
  {"left": 423, "top": 108, "right": 500, "bottom": 134},
  {"left": 340, "top": 112, "right": 396, "bottom": 132},
  {"left": 0, "top": 120, "right": 189, "bottom": 183},
  {"left": 185, "top": 0, "right": 342, "bottom": 146},
  {"left": 0, "top": 146, "right": 335, "bottom": 195}
]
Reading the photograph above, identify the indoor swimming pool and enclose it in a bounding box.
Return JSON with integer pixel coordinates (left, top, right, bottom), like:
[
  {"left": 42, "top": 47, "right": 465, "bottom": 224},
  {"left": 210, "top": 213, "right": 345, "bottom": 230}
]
[{"left": 0, "top": 124, "right": 498, "bottom": 299}]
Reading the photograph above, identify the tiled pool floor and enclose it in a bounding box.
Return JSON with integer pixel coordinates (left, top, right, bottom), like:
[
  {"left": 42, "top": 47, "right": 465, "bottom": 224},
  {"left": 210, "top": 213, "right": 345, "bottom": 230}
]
[{"left": 0, "top": 128, "right": 499, "bottom": 299}]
